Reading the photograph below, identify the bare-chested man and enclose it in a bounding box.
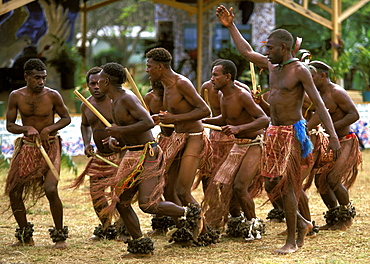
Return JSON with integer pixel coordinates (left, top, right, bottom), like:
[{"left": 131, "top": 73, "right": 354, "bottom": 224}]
[
  {"left": 200, "top": 60, "right": 252, "bottom": 223},
  {"left": 216, "top": 5, "right": 341, "bottom": 254},
  {"left": 307, "top": 61, "right": 361, "bottom": 231},
  {"left": 144, "top": 80, "right": 176, "bottom": 236},
  {"left": 94, "top": 62, "right": 200, "bottom": 257},
  {"left": 69, "top": 66, "right": 127, "bottom": 241},
  {"left": 5, "top": 58, "right": 71, "bottom": 249},
  {"left": 202, "top": 59, "right": 269, "bottom": 240},
  {"left": 145, "top": 48, "right": 211, "bottom": 211}
]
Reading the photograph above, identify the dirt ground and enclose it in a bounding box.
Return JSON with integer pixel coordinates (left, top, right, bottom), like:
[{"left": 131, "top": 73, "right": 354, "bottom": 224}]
[{"left": 0, "top": 151, "right": 369, "bottom": 264}]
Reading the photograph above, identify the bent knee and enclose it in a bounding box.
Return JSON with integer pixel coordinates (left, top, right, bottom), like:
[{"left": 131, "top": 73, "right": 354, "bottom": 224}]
[
  {"left": 44, "top": 186, "right": 58, "bottom": 197},
  {"left": 139, "top": 203, "right": 157, "bottom": 214}
]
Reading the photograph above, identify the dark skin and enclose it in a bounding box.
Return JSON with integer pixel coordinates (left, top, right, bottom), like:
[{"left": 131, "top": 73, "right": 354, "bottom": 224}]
[
  {"left": 146, "top": 57, "right": 210, "bottom": 208},
  {"left": 203, "top": 64, "right": 269, "bottom": 220},
  {"left": 6, "top": 68, "right": 71, "bottom": 249},
  {"left": 266, "top": 93, "right": 316, "bottom": 234},
  {"left": 200, "top": 79, "right": 247, "bottom": 216},
  {"left": 201, "top": 79, "right": 251, "bottom": 117},
  {"left": 144, "top": 84, "right": 174, "bottom": 137},
  {"left": 80, "top": 72, "right": 123, "bottom": 231},
  {"left": 97, "top": 70, "right": 185, "bottom": 249},
  {"left": 308, "top": 68, "right": 360, "bottom": 231},
  {"left": 216, "top": 5, "right": 341, "bottom": 254}
]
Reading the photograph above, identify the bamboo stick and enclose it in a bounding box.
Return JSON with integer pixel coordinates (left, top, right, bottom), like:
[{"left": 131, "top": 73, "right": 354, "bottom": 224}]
[
  {"left": 74, "top": 90, "right": 112, "bottom": 127},
  {"left": 249, "top": 62, "right": 257, "bottom": 92},
  {"left": 124, "top": 67, "right": 150, "bottom": 112},
  {"left": 123, "top": 68, "right": 222, "bottom": 131},
  {"left": 204, "top": 88, "right": 210, "bottom": 106},
  {"left": 93, "top": 153, "right": 118, "bottom": 168},
  {"left": 35, "top": 138, "right": 60, "bottom": 181}
]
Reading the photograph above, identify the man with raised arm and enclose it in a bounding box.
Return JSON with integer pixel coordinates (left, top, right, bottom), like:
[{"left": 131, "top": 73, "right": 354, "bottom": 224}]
[
  {"left": 216, "top": 5, "right": 341, "bottom": 254},
  {"left": 5, "top": 58, "right": 71, "bottom": 249}
]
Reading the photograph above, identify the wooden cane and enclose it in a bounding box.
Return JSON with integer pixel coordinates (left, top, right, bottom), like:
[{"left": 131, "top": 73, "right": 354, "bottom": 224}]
[
  {"left": 124, "top": 68, "right": 222, "bottom": 131},
  {"left": 35, "top": 138, "right": 60, "bottom": 181},
  {"left": 124, "top": 68, "right": 150, "bottom": 112},
  {"left": 74, "top": 90, "right": 112, "bottom": 128},
  {"left": 249, "top": 62, "right": 257, "bottom": 92},
  {"left": 92, "top": 153, "right": 118, "bottom": 168},
  {"left": 204, "top": 88, "right": 210, "bottom": 106}
]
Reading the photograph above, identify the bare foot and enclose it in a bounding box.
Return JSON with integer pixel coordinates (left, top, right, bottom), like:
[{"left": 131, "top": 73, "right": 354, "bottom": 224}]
[
  {"left": 273, "top": 243, "right": 298, "bottom": 255},
  {"left": 296, "top": 221, "right": 312, "bottom": 247},
  {"left": 329, "top": 218, "right": 353, "bottom": 231},
  {"left": 121, "top": 252, "right": 152, "bottom": 259},
  {"left": 277, "top": 229, "right": 288, "bottom": 236},
  {"left": 53, "top": 241, "right": 67, "bottom": 249},
  {"left": 9, "top": 238, "right": 35, "bottom": 247}
]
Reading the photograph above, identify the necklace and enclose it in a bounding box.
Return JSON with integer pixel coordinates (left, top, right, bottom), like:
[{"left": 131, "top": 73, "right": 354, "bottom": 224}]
[{"left": 276, "top": 58, "right": 299, "bottom": 71}]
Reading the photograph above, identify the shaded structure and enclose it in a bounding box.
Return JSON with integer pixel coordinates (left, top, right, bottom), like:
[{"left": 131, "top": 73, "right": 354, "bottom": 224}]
[{"left": 1, "top": 0, "right": 369, "bottom": 91}]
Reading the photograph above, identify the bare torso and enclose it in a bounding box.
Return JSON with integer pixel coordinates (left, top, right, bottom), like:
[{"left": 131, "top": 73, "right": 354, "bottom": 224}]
[
  {"left": 221, "top": 86, "right": 266, "bottom": 138},
  {"left": 111, "top": 89, "right": 154, "bottom": 145},
  {"left": 163, "top": 74, "right": 205, "bottom": 133},
  {"left": 268, "top": 63, "right": 305, "bottom": 126},
  {"left": 144, "top": 90, "right": 174, "bottom": 136},
  {"left": 320, "top": 84, "right": 352, "bottom": 137},
  {"left": 13, "top": 87, "right": 61, "bottom": 135},
  {"left": 83, "top": 96, "right": 115, "bottom": 153}
]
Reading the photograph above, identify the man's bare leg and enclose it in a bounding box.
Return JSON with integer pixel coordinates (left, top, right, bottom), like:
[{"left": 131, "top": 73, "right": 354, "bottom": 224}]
[
  {"left": 175, "top": 135, "right": 203, "bottom": 206},
  {"left": 44, "top": 170, "right": 67, "bottom": 249},
  {"left": 296, "top": 212, "right": 313, "bottom": 247},
  {"left": 164, "top": 158, "right": 182, "bottom": 206},
  {"left": 328, "top": 184, "right": 353, "bottom": 231},
  {"left": 274, "top": 182, "right": 299, "bottom": 255},
  {"left": 9, "top": 187, "right": 35, "bottom": 247},
  {"left": 319, "top": 140, "right": 354, "bottom": 231},
  {"left": 138, "top": 176, "right": 185, "bottom": 217},
  {"left": 233, "top": 146, "right": 260, "bottom": 220},
  {"left": 116, "top": 203, "right": 153, "bottom": 259}
]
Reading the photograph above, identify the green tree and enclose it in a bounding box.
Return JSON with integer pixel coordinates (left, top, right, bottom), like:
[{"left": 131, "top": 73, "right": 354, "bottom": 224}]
[
  {"left": 275, "top": 1, "right": 370, "bottom": 90},
  {"left": 75, "top": 0, "right": 155, "bottom": 69}
]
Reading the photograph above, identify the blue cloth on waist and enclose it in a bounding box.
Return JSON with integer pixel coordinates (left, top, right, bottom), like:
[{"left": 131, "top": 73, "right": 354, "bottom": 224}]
[{"left": 293, "top": 120, "right": 313, "bottom": 158}]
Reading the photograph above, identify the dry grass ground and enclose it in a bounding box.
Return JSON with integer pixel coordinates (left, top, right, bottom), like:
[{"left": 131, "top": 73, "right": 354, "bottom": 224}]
[{"left": 1, "top": 150, "right": 369, "bottom": 264}]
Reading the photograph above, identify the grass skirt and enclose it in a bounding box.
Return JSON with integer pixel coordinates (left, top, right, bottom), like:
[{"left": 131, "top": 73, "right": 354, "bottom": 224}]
[
  {"left": 5, "top": 136, "right": 61, "bottom": 206},
  {"left": 202, "top": 136, "right": 264, "bottom": 228},
  {"left": 90, "top": 144, "right": 166, "bottom": 218}
]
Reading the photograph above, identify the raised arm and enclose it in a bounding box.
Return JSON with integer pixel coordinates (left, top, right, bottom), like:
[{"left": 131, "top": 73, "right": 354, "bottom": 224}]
[{"left": 216, "top": 5, "right": 269, "bottom": 70}]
